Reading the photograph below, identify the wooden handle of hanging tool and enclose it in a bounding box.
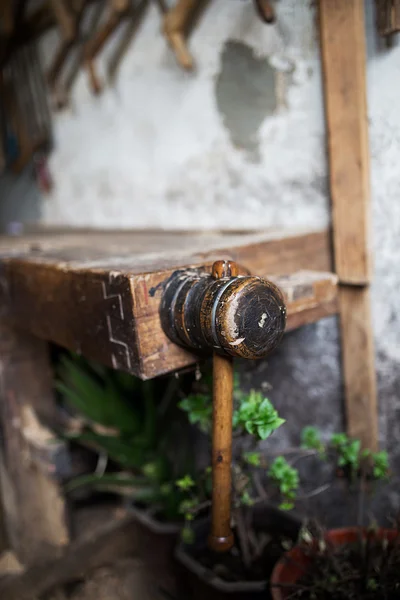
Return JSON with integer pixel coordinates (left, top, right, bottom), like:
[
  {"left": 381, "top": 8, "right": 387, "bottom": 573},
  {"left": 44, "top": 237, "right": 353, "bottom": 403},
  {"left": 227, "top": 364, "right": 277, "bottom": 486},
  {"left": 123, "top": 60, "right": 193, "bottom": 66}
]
[
  {"left": 208, "top": 260, "right": 236, "bottom": 551},
  {"left": 208, "top": 350, "right": 234, "bottom": 552},
  {"left": 162, "top": 0, "right": 198, "bottom": 70},
  {"left": 254, "top": 0, "right": 275, "bottom": 23},
  {"left": 84, "top": 0, "right": 130, "bottom": 94},
  {"left": 50, "top": 0, "right": 76, "bottom": 41}
]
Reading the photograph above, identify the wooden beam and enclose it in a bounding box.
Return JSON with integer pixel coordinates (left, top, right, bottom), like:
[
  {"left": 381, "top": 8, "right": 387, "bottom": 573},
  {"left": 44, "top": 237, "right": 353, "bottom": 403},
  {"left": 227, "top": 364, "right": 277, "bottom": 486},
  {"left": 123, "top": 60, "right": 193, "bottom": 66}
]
[
  {"left": 320, "top": 0, "right": 371, "bottom": 286},
  {"left": 0, "top": 320, "right": 70, "bottom": 565},
  {"left": 274, "top": 271, "right": 338, "bottom": 332},
  {"left": 319, "top": 0, "right": 378, "bottom": 450},
  {"left": 339, "top": 287, "right": 378, "bottom": 448}
]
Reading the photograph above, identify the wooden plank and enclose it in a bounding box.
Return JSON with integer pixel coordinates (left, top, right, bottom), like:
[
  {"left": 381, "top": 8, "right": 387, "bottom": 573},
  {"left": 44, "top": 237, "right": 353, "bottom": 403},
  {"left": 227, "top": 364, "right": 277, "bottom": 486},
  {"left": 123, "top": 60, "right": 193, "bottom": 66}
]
[
  {"left": 273, "top": 271, "right": 338, "bottom": 332},
  {"left": 319, "top": 0, "right": 372, "bottom": 285},
  {"left": 0, "top": 511, "right": 140, "bottom": 600},
  {"left": 0, "top": 228, "right": 332, "bottom": 274},
  {"left": 0, "top": 319, "right": 70, "bottom": 565},
  {"left": 319, "top": 0, "right": 378, "bottom": 450},
  {"left": 339, "top": 287, "right": 378, "bottom": 450},
  {"left": 0, "top": 229, "right": 335, "bottom": 378}
]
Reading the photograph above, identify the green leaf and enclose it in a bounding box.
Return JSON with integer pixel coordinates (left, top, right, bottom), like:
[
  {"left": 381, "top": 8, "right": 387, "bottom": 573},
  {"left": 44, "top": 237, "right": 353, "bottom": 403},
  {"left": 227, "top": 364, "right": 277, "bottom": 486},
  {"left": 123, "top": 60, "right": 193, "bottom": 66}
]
[
  {"left": 331, "top": 433, "right": 348, "bottom": 448},
  {"left": 257, "top": 425, "right": 272, "bottom": 440},
  {"left": 371, "top": 451, "right": 389, "bottom": 480},
  {"left": 279, "top": 502, "right": 294, "bottom": 511},
  {"left": 68, "top": 431, "right": 147, "bottom": 469},
  {"left": 233, "top": 390, "right": 285, "bottom": 441},
  {"left": 301, "top": 426, "right": 325, "bottom": 454},
  {"left": 57, "top": 355, "right": 141, "bottom": 434},
  {"left": 245, "top": 421, "right": 254, "bottom": 435},
  {"left": 178, "top": 394, "right": 212, "bottom": 433},
  {"left": 240, "top": 491, "right": 254, "bottom": 506},
  {"left": 142, "top": 461, "right": 161, "bottom": 481},
  {"left": 330, "top": 433, "right": 364, "bottom": 473},
  {"left": 181, "top": 525, "right": 195, "bottom": 544},
  {"left": 102, "top": 378, "right": 141, "bottom": 434},
  {"left": 268, "top": 457, "right": 299, "bottom": 508},
  {"left": 58, "top": 357, "right": 108, "bottom": 422},
  {"left": 55, "top": 380, "right": 104, "bottom": 426},
  {"left": 243, "top": 452, "right": 261, "bottom": 467},
  {"left": 65, "top": 472, "right": 154, "bottom": 495},
  {"left": 176, "top": 474, "right": 195, "bottom": 491},
  {"left": 179, "top": 498, "right": 199, "bottom": 514}
]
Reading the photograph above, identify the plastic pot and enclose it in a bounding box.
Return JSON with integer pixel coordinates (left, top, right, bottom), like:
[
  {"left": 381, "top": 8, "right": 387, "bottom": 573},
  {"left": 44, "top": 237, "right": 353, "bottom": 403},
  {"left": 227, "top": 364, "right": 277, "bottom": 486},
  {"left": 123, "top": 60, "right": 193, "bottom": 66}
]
[
  {"left": 128, "top": 504, "right": 181, "bottom": 596},
  {"left": 270, "top": 527, "right": 399, "bottom": 600},
  {"left": 175, "top": 504, "right": 302, "bottom": 600}
]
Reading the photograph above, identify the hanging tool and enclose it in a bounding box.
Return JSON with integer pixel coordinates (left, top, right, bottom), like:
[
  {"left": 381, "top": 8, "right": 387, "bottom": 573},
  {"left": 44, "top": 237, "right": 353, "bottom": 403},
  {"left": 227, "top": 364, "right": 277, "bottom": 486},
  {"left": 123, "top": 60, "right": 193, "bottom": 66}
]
[
  {"left": 47, "top": 0, "right": 86, "bottom": 97},
  {"left": 2, "top": 41, "right": 52, "bottom": 173},
  {"left": 162, "top": 0, "right": 210, "bottom": 70},
  {"left": 107, "top": 0, "right": 149, "bottom": 84},
  {"left": 53, "top": 1, "right": 105, "bottom": 109},
  {"left": 160, "top": 259, "right": 286, "bottom": 551},
  {"left": 253, "top": 0, "right": 275, "bottom": 23},
  {"left": 162, "top": 0, "right": 197, "bottom": 70},
  {"left": 84, "top": 0, "right": 131, "bottom": 94},
  {"left": 375, "top": 0, "right": 400, "bottom": 39}
]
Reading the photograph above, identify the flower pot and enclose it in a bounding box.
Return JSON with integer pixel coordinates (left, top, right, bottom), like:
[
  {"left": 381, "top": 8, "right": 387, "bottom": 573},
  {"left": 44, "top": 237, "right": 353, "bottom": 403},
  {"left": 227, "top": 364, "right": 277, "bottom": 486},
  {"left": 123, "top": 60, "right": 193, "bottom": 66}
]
[
  {"left": 270, "top": 527, "right": 399, "bottom": 600},
  {"left": 175, "top": 504, "right": 302, "bottom": 600},
  {"left": 128, "top": 504, "right": 181, "bottom": 596}
]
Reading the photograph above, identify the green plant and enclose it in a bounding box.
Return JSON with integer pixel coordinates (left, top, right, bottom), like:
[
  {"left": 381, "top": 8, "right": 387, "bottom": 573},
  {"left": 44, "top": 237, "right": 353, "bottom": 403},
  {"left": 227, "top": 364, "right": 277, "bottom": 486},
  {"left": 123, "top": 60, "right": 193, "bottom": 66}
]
[
  {"left": 177, "top": 365, "right": 391, "bottom": 572},
  {"left": 177, "top": 369, "right": 289, "bottom": 566},
  {"left": 268, "top": 456, "right": 299, "bottom": 511},
  {"left": 301, "top": 427, "right": 389, "bottom": 482},
  {"left": 331, "top": 433, "right": 361, "bottom": 473},
  {"left": 301, "top": 426, "right": 325, "bottom": 456},
  {"left": 57, "top": 352, "right": 200, "bottom": 521},
  {"left": 178, "top": 393, "right": 212, "bottom": 434},
  {"left": 366, "top": 450, "right": 390, "bottom": 480},
  {"left": 233, "top": 390, "right": 285, "bottom": 440}
]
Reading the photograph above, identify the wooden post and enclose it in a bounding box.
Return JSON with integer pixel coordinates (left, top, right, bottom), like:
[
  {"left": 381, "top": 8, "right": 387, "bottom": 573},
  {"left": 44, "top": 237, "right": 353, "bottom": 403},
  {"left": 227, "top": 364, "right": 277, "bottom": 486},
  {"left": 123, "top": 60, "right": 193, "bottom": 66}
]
[
  {"left": 0, "top": 320, "right": 70, "bottom": 565},
  {"left": 319, "top": 0, "right": 378, "bottom": 449}
]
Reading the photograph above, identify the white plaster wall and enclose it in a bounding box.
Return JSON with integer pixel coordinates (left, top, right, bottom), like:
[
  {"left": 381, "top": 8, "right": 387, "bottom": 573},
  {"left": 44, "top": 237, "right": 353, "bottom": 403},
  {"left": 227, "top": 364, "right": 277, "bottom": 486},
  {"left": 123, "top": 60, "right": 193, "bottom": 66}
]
[
  {"left": 41, "top": 0, "right": 329, "bottom": 230},
  {"left": 33, "top": 0, "right": 400, "bottom": 475}
]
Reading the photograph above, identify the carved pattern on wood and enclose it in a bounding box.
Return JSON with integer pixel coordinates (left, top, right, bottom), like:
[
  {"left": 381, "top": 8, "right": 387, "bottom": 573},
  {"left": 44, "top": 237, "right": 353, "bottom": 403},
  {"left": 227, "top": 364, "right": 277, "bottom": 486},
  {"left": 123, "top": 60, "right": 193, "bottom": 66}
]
[{"left": 101, "top": 274, "right": 134, "bottom": 371}]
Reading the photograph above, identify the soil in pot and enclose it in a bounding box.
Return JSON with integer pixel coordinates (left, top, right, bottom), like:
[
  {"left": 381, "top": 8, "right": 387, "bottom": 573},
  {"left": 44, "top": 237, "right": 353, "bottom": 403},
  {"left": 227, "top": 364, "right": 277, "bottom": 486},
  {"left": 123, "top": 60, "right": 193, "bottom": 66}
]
[
  {"left": 190, "top": 529, "right": 286, "bottom": 583},
  {"left": 176, "top": 505, "right": 302, "bottom": 599},
  {"left": 271, "top": 527, "right": 400, "bottom": 600}
]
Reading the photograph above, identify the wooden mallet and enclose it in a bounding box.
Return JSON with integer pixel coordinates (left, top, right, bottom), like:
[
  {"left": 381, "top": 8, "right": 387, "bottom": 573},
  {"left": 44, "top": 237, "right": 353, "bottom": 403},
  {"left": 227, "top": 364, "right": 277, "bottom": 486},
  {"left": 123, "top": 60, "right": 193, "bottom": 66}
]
[{"left": 160, "top": 259, "right": 286, "bottom": 551}]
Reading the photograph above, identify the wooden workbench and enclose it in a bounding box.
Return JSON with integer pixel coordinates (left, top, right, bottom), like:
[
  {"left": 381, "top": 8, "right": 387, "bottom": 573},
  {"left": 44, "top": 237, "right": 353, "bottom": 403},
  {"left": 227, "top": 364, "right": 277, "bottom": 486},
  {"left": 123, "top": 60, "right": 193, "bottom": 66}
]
[{"left": 0, "top": 227, "right": 337, "bottom": 379}]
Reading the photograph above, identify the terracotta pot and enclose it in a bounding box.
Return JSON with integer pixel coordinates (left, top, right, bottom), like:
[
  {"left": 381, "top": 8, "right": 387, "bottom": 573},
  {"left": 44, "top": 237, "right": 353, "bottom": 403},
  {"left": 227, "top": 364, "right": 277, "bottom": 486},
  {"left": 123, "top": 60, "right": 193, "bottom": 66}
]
[
  {"left": 175, "top": 505, "right": 302, "bottom": 600},
  {"left": 270, "top": 527, "right": 399, "bottom": 600}
]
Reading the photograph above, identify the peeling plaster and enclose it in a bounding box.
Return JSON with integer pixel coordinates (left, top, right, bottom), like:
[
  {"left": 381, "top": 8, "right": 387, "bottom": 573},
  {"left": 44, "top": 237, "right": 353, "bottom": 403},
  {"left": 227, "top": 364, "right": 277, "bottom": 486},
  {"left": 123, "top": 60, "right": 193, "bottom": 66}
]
[{"left": 215, "top": 41, "right": 277, "bottom": 160}]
